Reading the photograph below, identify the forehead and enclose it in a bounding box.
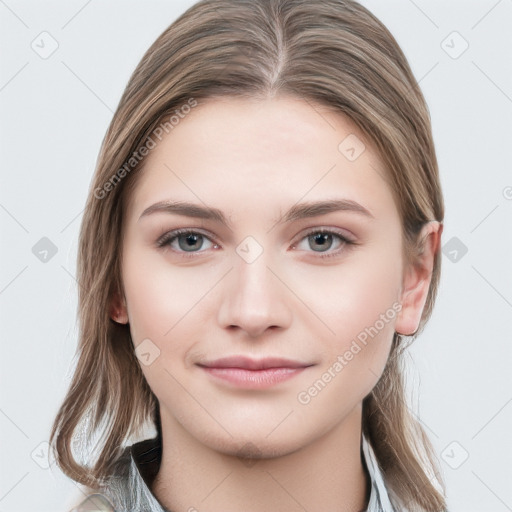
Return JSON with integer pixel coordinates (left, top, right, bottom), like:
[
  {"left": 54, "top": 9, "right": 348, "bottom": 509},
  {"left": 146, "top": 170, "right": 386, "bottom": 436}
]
[{"left": 125, "top": 96, "right": 396, "bottom": 223}]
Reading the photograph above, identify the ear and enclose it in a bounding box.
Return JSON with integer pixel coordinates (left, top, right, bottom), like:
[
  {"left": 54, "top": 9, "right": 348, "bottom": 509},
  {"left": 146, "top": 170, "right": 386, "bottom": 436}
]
[
  {"left": 109, "top": 287, "right": 129, "bottom": 324},
  {"left": 395, "top": 221, "right": 443, "bottom": 336}
]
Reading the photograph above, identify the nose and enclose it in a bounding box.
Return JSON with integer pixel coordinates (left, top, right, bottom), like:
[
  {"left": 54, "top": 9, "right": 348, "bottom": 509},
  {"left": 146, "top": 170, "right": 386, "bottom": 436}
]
[{"left": 216, "top": 248, "right": 293, "bottom": 338}]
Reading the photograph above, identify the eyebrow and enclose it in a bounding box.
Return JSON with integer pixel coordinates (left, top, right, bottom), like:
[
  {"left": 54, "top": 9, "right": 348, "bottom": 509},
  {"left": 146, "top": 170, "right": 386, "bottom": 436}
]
[{"left": 138, "top": 198, "right": 374, "bottom": 225}]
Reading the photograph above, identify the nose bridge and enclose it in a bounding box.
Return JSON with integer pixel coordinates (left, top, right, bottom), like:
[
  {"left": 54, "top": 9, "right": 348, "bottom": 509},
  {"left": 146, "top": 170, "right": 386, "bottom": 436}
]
[{"left": 217, "top": 241, "right": 292, "bottom": 336}]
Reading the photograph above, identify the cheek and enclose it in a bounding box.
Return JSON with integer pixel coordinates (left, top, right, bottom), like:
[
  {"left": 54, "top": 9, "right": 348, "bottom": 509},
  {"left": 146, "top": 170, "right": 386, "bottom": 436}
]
[
  {"left": 121, "top": 249, "right": 225, "bottom": 405},
  {"left": 296, "top": 286, "right": 398, "bottom": 417},
  {"left": 292, "top": 247, "right": 401, "bottom": 398},
  {"left": 122, "top": 248, "right": 218, "bottom": 343},
  {"left": 295, "top": 249, "right": 401, "bottom": 343},
  {"left": 121, "top": 254, "right": 203, "bottom": 411}
]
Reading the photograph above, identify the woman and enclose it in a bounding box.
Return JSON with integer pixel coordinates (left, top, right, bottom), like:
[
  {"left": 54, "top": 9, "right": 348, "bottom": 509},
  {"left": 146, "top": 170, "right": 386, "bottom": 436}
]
[{"left": 52, "top": 0, "right": 448, "bottom": 510}]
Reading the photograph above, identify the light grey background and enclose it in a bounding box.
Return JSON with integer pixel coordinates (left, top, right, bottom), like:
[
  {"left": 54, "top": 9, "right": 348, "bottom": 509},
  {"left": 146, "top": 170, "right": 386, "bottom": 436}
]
[{"left": 1, "top": 1, "right": 511, "bottom": 511}]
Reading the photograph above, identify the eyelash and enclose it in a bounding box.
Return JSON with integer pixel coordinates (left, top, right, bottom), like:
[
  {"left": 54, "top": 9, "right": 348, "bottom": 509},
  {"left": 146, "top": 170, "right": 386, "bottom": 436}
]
[{"left": 156, "top": 228, "right": 356, "bottom": 260}]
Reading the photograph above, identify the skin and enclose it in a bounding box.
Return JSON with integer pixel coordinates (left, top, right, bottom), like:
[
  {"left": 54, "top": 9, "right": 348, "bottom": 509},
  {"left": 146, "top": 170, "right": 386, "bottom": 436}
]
[{"left": 111, "top": 96, "right": 441, "bottom": 512}]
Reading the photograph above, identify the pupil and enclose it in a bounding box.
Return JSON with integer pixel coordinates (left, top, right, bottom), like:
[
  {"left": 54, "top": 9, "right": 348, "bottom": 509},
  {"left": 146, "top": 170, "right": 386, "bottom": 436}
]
[
  {"left": 311, "top": 233, "right": 332, "bottom": 252},
  {"left": 179, "top": 233, "right": 201, "bottom": 251}
]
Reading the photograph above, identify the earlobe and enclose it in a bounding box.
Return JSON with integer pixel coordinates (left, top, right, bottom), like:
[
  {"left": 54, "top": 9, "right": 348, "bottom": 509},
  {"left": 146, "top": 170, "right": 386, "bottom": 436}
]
[
  {"left": 109, "top": 289, "right": 129, "bottom": 324},
  {"left": 395, "top": 221, "right": 442, "bottom": 336}
]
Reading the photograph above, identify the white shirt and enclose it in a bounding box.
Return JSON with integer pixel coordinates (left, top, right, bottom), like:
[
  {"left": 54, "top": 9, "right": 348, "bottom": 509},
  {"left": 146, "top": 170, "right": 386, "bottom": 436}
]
[{"left": 78, "top": 434, "right": 398, "bottom": 512}]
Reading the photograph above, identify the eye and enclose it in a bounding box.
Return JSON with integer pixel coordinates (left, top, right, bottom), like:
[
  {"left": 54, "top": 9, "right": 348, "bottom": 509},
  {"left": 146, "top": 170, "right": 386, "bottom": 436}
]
[
  {"left": 156, "top": 229, "right": 218, "bottom": 255},
  {"left": 292, "top": 228, "right": 355, "bottom": 259}
]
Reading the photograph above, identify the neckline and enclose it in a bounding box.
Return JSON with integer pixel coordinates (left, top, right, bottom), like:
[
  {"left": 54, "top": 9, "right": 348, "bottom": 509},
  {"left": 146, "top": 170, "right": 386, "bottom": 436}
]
[{"left": 129, "top": 432, "right": 395, "bottom": 512}]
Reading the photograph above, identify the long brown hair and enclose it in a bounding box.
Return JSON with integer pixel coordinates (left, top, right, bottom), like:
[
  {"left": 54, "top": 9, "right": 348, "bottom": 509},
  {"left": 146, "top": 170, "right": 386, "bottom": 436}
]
[{"left": 50, "top": 1, "right": 446, "bottom": 510}]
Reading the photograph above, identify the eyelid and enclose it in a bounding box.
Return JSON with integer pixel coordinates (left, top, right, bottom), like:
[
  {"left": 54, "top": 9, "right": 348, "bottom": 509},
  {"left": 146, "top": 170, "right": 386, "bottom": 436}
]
[
  {"left": 293, "top": 225, "right": 356, "bottom": 243},
  {"left": 156, "top": 227, "right": 219, "bottom": 249}
]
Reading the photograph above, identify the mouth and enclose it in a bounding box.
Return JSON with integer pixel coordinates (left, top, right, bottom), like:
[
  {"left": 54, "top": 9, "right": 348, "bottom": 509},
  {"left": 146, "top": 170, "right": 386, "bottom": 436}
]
[{"left": 196, "top": 356, "right": 314, "bottom": 389}]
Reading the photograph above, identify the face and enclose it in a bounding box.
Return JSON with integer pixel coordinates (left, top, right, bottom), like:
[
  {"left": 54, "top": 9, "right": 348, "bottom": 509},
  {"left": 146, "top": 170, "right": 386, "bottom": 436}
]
[{"left": 115, "top": 96, "right": 430, "bottom": 457}]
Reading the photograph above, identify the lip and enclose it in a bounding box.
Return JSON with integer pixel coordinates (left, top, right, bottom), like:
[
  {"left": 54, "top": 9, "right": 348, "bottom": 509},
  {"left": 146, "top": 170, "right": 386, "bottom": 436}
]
[{"left": 196, "top": 356, "right": 313, "bottom": 389}]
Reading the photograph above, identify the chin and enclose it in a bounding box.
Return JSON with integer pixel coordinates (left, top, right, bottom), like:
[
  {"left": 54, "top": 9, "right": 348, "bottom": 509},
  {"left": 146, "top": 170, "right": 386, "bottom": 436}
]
[{"left": 192, "top": 422, "right": 316, "bottom": 461}]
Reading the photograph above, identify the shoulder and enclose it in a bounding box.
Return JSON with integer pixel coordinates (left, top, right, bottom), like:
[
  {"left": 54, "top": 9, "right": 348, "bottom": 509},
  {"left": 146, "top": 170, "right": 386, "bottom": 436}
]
[
  {"left": 66, "top": 446, "right": 133, "bottom": 512},
  {"left": 66, "top": 486, "right": 116, "bottom": 511}
]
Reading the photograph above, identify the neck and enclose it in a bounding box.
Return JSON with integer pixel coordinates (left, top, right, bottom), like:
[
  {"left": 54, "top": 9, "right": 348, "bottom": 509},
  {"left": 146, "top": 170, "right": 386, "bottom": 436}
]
[{"left": 152, "top": 403, "right": 369, "bottom": 512}]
